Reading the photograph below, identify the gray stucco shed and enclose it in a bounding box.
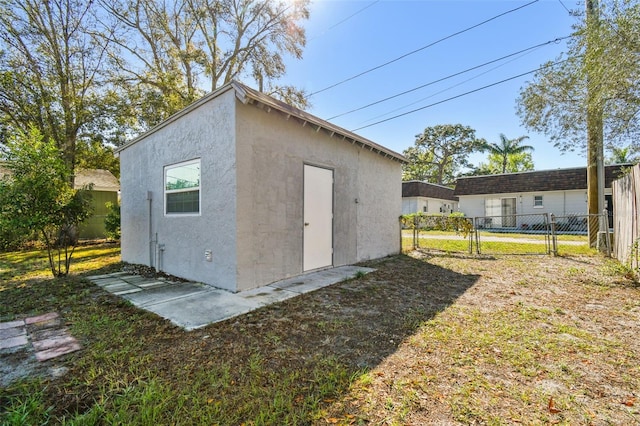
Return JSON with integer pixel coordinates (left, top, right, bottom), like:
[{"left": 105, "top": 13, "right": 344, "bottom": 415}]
[{"left": 117, "top": 81, "right": 405, "bottom": 292}]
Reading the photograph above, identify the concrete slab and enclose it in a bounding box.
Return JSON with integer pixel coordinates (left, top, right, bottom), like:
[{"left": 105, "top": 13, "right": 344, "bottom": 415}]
[
  {"left": 101, "top": 282, "right": 141, "bottom": 294},
  {"left": 92, "top": 277, "right": 130, "bottom": 287},
  {"left": 122, "top": 282, "right": 212, "bottom": 307},
  {"left": 122, "top": 275, "right": 154, "bottom": 284},
  {"left": 136, "top": 280, "right": 170, "bottom": 289},
  {"left": 88, "top": 265, "right": 376, "bottom": 330},
  {"left": 148, "top": 289, "right": 262, "bottom": 330},
  {"left": 239, "top": 286, "right": 298, "bottom": 305},
  {"left": 270, "top": 266, "right": 375, "bottom": 294}
]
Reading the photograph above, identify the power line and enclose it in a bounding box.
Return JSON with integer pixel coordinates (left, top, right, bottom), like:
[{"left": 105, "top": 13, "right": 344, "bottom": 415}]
[
  {"left": 360, "top": 48, "right": 540, "bottom": 125},
  {"left": 308, "top": 1, "right": 380, "bottom": 42},
  {"left": 557, "top": 0, "right": 571, "bottom": 14},
  {"left": 351, "top": 60, "right": 568, "bottom": 132},
  {"left": 309, "top": 0, "right": 540, "bottom": 97},
  {"left": 328, "top": 36, "right": 571, "bottom": 121}
]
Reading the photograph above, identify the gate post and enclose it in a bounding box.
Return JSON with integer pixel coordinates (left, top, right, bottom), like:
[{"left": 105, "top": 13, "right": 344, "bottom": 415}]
[{"left": 550, "top": 214, "right": 558, "bottom": 256}]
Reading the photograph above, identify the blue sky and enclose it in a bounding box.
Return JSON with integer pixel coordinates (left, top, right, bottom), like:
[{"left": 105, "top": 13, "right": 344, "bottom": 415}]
[{"left": 280, "top": 0, "right": 587, "bottom": 172}]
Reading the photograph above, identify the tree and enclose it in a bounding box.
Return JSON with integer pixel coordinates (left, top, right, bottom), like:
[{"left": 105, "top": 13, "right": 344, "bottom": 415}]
[
  {"left": 101, "top": 0, "right": 311, "bottom": 131},
  {"left": 402, "top": 124, "right": 486, "bottom": 185},
  {"left": 517, "top": 0, "right": 640, "bottom": 154},
  {"left": 475, "top": 151, "right": 535, "bottom": 175},
  {"left": 0, "top": 0, "right": 113, "bottom": 177},
  {"left": 606, "top": 146, "right": 639, "bottom": 164},
  {"left": 0, "top": 128, "right": 93, "bottom": 277},
  {"left": 481, "top": 134, "right": 534, "bottom": 173}
]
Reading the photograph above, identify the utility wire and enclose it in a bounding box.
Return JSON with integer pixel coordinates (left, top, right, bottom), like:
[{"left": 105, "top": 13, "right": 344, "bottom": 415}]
[
  {"left": 351, "top": 59, "right": 568, "bottom": 132},
  {"left": 308, "top": 0, "right": 380, "bottom": 42},
  {"left": 360, "top": 47, "right": 539, "bottom": 124},
  {"left": 557, "top": 0, "right": 571, "bottom": 14},
  {"left": 328, "top": 36, "right": 571, "bottom": 120},
  {"left": 309, "top": 0, "right": 540, "bottom": 97}
]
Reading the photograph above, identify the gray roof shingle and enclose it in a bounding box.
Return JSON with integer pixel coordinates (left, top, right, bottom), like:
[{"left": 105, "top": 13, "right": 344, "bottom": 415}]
[
  {"left": 402, "top": 181, "right": 458, "bottom": 201},
  {"left": 454, "top": 164, "right": 631, "bottom": 196}
]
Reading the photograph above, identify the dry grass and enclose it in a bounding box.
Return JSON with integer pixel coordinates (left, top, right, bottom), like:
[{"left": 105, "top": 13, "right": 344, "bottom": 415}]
[{"left": 1, "top": 243, "right": 639, "bottom": 424}]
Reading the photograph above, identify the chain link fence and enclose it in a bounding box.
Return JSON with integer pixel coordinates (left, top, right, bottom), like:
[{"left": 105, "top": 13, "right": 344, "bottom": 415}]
[{"left": 401, "top": 211, "right": 612, "bottom": 256}]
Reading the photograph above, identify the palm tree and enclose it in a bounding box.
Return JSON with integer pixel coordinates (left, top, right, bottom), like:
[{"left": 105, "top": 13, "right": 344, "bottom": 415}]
[
  {"left": 607, "top": 146, "right": 638, "bottom": 165},
  {"left": 482, "top": 134, "right": 534, "bottom": 173}
]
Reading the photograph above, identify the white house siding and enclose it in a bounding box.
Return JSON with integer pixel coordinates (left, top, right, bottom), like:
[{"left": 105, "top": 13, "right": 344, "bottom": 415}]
[
  {"left": 458, "top": 190, "right": 588, "bottom": 223},
  {"left": 119, "top": 88, "right": 240, "bottom": 291},
  {"left": 402, "top": 198, "right": 424, "bottom": 215},
  {"left": 234, "top": 101, "right": 401, "bottom": 291},
  {"left": 402, "top": 197, "right": 458, "bottom": 215}
]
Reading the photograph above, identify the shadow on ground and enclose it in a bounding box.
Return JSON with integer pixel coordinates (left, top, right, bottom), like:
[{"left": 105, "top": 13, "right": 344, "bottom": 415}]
[{"left": 3, "top": 253, "right": 480, "bottom": 423}]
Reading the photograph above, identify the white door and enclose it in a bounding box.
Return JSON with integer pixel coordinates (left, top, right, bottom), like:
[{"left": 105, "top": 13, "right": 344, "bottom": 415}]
[
  {"left": 501, "top": 197, "right": 517, "bottom": 227},
  {"left": 303, "top": 165, "right": 333, "bottom": 271}
]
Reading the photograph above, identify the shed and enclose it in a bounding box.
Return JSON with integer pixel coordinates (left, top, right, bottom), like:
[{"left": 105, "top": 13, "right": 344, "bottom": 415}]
[
  {"left": 402, "top": 181, "right": 458, "bottom": 215},
  {"left": 75, "top": 169, "right": 120, "bottom": 239},
  {"left": 116, "top": 81, "right": 405, "bottom": 292},
  {"left": 0, "top": 165, "right": 119, "bottom": 239}
]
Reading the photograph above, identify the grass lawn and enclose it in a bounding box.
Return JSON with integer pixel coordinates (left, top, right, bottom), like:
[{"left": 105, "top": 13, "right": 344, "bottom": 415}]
[
  {"left": 1, "top": 242, "right": 639, "bottom": 424},
  {"left": 402, "top": 230, "right": 596, "bottom": 256}
]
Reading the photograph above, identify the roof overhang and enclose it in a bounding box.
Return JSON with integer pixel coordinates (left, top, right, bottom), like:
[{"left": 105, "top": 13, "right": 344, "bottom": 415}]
[{"left": 116, "top": 81, "right": 407, "bottom": 164}]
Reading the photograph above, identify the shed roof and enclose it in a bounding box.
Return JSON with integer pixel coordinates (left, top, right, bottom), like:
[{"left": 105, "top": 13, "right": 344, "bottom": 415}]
[
  {"left": 0, "top": 165, "right": 119, "bottom": 192},
  {"left": 402, "top": 181, "right": 458, "bottom": 201},
  {"left": 454, "top": 164, "right": 631, "bottom": 196},
  {"left": 116, "top": 81, "right": 406, "bottom": 163},
  {"left": 75, "top": 169, "right": 120, "bottom": 191}
]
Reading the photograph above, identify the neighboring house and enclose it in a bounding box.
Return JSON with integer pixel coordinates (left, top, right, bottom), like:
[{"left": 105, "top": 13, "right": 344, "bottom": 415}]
[
  {"left": 75, "top": 169, "right": 120, "bottom": 239},
  {"left": 0, "top": 165, "right": 119, "bottom": 239},
  {"left": 454, "top": 164, "right": 631, "bottom": 229},
  {"left": 402, "top": 181, "right": 458, "bottom": 215},
  {"left": 116, "top": 81, "right": 405, "bottom": 293}
]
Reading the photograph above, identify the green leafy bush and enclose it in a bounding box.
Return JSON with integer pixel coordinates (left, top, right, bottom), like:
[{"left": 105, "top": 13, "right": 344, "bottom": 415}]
[{"left": 104, "top": 201, "right": 121, "bottom": 240}]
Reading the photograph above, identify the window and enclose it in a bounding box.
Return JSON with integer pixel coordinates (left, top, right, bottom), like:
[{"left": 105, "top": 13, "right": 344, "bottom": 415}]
[
  {"left": 534, "top": 195, "right": 543, "bottom": 208},
  {"left": 165, "top": 159, "right": 200, "bottom": 215}
]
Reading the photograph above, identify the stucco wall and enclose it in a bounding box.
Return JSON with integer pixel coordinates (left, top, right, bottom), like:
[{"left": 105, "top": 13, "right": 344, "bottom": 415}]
[
  {"left": 355, "top": 149, "right": 402, "bottom": 262},
  {"left": 119, "top": 88, "right": 239, "bottom": 291},
  {"left": 234, "top": 101, "right": 401, "bottom": 291}
]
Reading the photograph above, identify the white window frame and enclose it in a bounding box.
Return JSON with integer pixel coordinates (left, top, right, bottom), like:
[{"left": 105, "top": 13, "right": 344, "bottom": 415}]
[
  {"left": 533, "top": 195, "right": 544, "bottom": 208},
  {"left": 164, "top": 159, "right": 201, "bottom": 216}
]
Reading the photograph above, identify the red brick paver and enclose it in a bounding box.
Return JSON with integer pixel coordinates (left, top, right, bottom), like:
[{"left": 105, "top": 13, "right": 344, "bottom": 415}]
[{"left": 0, "top": 312, "right": 81, "bottom": 361}]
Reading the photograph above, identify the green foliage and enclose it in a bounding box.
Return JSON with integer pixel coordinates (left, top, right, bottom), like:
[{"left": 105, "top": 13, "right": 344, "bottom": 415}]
[
  {"left": 104, "top": 201, "right": 121, "bottom": 240},
  {"left": 474, "top": 152, "right": 535, "bottom": 175},
  {"left": 103, "top": 0, "right": 311, "bottom": 132},
  {"left": 606, "top": 146, "right": 639, "bottom": 165},
  {"left": 517, "top": 0, "right": 640, "bottom": 154},
  {"left": 0, "top": 128, "right": 93, "bottom": 276},
  {"left": 401, "top": 212, "right": 473, "bottom": 237},
  {"left": 0, "top": 0, "right": 111, "bottom": 172},
  {"left": 402, "top": 124, "right": 486, "bottom": 184},
  {"left": 480, "top": 134, "right": 534, "bottom": 174},
  {"left": 76, "top": 139, "right": 120, "bottom": 179}
]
